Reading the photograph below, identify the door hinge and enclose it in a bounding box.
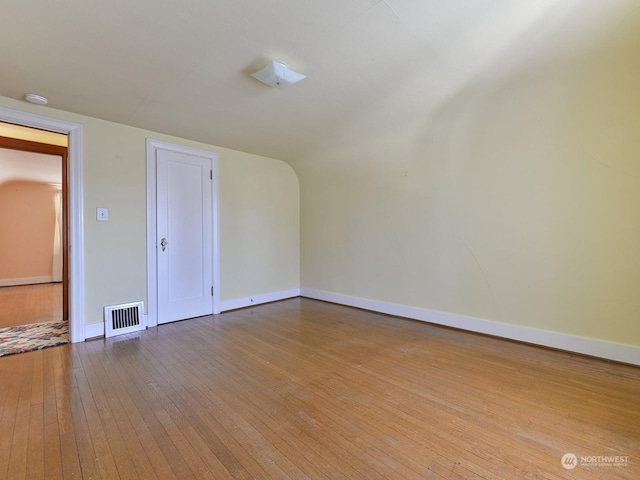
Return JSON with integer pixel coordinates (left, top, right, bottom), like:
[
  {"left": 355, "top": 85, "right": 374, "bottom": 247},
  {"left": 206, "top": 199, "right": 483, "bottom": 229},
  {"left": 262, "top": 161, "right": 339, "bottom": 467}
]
[
  {"left": 211, "top": 286, "right": 214, "bottom": 296},
  {"left": 210, "top": 170, "right": 213, "bottom": 180}
]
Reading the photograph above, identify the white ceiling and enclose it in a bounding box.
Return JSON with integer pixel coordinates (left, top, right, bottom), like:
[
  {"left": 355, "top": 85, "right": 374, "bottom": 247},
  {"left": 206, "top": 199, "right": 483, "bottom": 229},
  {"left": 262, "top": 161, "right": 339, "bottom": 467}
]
[{"left": 0, "top": 0, "right": 626, "bottom": 163}]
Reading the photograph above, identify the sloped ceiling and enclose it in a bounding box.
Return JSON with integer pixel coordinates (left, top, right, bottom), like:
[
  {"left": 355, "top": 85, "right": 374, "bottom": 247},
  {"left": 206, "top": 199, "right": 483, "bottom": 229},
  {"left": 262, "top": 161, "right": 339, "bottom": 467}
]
[{"left": 0, "top": 0, "right": 633, "bottom": 162}]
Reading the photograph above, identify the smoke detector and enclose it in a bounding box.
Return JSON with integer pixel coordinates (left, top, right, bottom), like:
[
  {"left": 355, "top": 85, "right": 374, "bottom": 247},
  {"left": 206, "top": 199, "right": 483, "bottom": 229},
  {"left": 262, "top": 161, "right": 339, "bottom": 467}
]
[{"left": 24, "top": 93, "right": 48, "bottom": 105}]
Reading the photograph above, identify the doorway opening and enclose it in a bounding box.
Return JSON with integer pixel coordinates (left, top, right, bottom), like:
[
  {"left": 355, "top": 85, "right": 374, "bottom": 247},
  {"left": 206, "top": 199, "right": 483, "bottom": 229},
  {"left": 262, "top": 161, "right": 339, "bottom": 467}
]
[
  {"left": 0, "top": 123, "right": 68, "bottom": 337},
  {"left": 0, "top": 108, "right": 84, "bottom": 345}
]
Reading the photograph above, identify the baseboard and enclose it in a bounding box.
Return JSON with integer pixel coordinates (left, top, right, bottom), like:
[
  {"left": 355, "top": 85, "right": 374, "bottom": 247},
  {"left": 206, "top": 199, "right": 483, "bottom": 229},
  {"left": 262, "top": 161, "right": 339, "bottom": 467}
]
[
  {"left": 85, "top": 313, "right": 151, "bottom": 340},
  {"left": 221, "top": 288, "right": 301, "bottom": 312},
  {"left": 84, "top": 321, "right": 104, "bottom": 340},
  {"left": 300, "top": 288, "right": 640, "bottom": 366},
  {"left": 0, "top": 276, "right": 53, "bottom": 287}
]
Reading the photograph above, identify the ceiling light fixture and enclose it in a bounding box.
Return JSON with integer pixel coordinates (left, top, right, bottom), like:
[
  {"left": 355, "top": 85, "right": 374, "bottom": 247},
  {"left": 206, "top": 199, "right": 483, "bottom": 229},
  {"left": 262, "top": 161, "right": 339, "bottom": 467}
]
[
  {"left": 250, "top": 60, "right": 306, "bottom": 89},
  {"left": 24, "top": 93, "right": 48, "bottom": 105}
]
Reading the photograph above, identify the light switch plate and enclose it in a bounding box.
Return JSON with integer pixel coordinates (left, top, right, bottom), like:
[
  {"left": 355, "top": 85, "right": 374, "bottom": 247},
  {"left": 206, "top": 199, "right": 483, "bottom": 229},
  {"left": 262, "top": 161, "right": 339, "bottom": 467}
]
[{"left": 97, "top": 207, "right": 109, "bottom": 221}]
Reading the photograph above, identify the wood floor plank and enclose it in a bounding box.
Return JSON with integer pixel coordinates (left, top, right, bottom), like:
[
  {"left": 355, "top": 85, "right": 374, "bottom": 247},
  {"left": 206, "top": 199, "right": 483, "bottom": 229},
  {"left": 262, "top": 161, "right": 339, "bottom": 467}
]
[
  {"left": 172, "top": 353, "right": 339, "bottom": 479},
  {"left": 79, "top": 346, "right": 149, "bottom": 480},
  {"left": 0, "top": 298, "right": 638, "bottom": 479},
  {"left": 43, "top": 421, "right": 63, "bottom": 480},
  {"left": 42, "top": 349, "right": 59, "bottom": 427},
  {"left": 179, "top": 316, "right": 390, "bottom": 477},
  {"left": 176, "top": 323, "right": 446, "bottom": 479},
  {"left": 49, "top": 348, "right": 82, "bottom": 480},
  {"left": 138, "top": 333, "right": 273, "bottom": 479},
  {"left": 87, "top": 341, "right": 168, "bottom": 480},
  {"left": 0, "top": 356, "right": 23, "bottom": 478},
  {"left": 105, "top": 337, "right": 222, "bottom": 479},
  {"left": 6, "top": 353, "right": 35, "bottom": 480},
  {"left": 0, "top": 283, "right": 63, "bottom": 328},
  {"left": 163, "top": 346, "right": 330, "bottom": 479},
  {"left": 64, "top": 368, "right": 103, "bottom": 479},
  {"left": 103, "top": 337, "right": 228, "bottom": 480},
  {"left": 26, "top": 402, "right": 45, "bottom": 480},
  {"left": 200, "top": 324, "right": 456, "bottom": 478},
  {"left": 224, "top": 317, "right": 501, "bottom": 479}
]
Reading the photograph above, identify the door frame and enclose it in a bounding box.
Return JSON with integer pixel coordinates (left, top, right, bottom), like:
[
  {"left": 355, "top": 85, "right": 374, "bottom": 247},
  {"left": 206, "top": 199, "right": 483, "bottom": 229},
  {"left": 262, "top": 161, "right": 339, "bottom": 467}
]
[
  {"left": 0, "top": 107, "right": 85, "bottom": 343},
  {"left": 146, "top": 139, "right": 220, "bottom": 327}
]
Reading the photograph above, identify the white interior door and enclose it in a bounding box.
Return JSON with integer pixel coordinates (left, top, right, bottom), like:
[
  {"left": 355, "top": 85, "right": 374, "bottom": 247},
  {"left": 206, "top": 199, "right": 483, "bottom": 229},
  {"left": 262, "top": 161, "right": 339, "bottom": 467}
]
[{"left": 156, "top": 148, "right": 213, "bottom": 324}]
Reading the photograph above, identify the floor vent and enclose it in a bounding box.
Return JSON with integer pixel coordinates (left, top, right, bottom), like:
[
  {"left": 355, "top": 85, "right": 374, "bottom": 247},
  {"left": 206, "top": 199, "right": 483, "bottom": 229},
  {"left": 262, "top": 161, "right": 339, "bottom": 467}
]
[{"left": 104, "top": 302, "right": 145, "bottom": 338}]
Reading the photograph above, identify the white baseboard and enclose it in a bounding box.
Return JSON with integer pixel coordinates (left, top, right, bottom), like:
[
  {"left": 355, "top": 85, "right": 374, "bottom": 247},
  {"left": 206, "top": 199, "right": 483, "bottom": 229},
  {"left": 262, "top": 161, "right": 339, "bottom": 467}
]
[
  {"left": 85, "top": 313, "right": 150, "bottom": 340},
  {"left": 221, "top": 288, "right": 301, "bottom": 312},
  {"left": 300, "top": 288, "right": 640, "bottom": 366},
  {"left": 84, "top": 322, "right": 104, "bottom": 340},
  {"left": 0, "top": 276, "right": 53, "bottom": 287}
]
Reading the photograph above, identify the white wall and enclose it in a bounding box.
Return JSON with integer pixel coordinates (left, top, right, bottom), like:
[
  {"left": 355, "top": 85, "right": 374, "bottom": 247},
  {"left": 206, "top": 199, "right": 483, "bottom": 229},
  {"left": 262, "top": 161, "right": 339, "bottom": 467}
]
[
  {"left": 219, "top": 150, "right": 299, "bottom": 302},
  {"left": 0, "top": 96, "right": 300, "bottom": 328},
  {"left": 293, "top": 2, "right": 640, "bottom": 351}
]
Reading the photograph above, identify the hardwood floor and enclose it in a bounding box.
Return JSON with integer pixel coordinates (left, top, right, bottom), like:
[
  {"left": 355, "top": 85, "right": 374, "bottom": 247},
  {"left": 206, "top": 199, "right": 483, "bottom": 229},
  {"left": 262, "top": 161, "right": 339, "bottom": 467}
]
[
  {"left": 0, "top": 283, "right": 63, "bottom": 328},
  {"left": 0, "top": 297, "right": 638, "bottom": 479}
]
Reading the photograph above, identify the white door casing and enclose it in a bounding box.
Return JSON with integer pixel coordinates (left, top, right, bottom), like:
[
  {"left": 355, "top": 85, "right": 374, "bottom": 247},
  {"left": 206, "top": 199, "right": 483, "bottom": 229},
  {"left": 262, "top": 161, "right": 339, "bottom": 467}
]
[
  {"left": 146, "top": 140, "right": 220, "bottom": 327},
  {"left": 0, "top": 107, "right": 85, "bottom": 343}
]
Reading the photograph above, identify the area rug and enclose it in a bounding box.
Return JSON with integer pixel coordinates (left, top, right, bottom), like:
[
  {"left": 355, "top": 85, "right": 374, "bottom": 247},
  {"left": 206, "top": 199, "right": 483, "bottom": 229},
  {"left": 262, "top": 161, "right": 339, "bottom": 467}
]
[{"left": 0, "top": 320, "right": 69, "bottom": 357}]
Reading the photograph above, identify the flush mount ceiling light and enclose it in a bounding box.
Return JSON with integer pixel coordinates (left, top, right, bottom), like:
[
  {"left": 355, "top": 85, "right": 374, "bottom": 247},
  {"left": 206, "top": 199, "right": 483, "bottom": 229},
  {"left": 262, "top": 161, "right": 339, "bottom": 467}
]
[
  {"left": 250, "top": 60, "right": 306, "bottom": 89},
  {"left": 24, "top": 93, "right": 48, "bottom": 105}
]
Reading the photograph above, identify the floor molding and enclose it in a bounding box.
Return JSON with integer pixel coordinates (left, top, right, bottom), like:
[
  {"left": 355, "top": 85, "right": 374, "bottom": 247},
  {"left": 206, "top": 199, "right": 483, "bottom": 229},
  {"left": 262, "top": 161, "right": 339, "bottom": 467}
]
[
  {"left": 84, "top": 321, "right": 105, "bottom": 340},
  {"left": 300, "top": 288, "right": 640, "bottom": 366},
  {"left": 86, "top": 289, "right": 301, "bottom": 339},
  {"left": 0, "top": 276, "right": 53, "bottom": 287},
  {"left": 220, "top": 289, "right": 301, "bottom": 312}
]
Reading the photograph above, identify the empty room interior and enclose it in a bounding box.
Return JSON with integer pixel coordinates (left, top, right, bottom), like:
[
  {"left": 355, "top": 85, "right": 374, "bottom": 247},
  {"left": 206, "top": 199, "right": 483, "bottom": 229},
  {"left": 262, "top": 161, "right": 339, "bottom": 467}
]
[{"left": 0, "top": 1, "right": 638, "bottom": 479}]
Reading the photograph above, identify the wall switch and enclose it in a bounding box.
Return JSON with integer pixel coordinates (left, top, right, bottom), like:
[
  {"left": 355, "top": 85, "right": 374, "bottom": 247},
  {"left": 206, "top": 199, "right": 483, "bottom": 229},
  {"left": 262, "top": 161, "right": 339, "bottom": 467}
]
[{"left": 97, "top": 208, "right": 109, "bottom": 221}]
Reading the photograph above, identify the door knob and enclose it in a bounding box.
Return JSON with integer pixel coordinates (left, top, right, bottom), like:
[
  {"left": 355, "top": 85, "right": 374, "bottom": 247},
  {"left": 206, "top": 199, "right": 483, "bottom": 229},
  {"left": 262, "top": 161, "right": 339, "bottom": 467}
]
[{"left": 160, "top": 238, "right": 168, "bottom": 251}]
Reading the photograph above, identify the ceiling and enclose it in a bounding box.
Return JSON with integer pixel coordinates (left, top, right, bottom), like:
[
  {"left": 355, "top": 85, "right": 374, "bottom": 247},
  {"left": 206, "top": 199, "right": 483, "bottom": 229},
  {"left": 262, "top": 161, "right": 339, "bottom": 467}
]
[{"left": 0, "top": 0, "right": 623, "bottom": 163}]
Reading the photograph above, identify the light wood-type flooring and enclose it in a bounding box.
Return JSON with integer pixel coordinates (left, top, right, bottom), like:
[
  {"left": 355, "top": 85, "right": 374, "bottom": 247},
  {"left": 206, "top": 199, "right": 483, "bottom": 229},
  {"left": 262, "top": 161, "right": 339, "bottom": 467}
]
[
  {"left": 0, "top": 298, "right": 638, "bottom": 479},
  {"left": 0, "top": 283, "right": 62, "bottom": 328}
]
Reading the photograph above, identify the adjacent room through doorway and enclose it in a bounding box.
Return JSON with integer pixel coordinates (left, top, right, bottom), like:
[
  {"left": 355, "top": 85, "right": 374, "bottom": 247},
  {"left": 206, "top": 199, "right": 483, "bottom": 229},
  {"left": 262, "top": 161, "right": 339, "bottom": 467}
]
[{"left": 0, "top": 122, "right": 69, "bottom": 355}]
